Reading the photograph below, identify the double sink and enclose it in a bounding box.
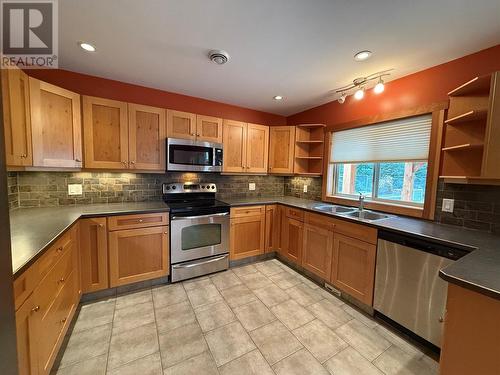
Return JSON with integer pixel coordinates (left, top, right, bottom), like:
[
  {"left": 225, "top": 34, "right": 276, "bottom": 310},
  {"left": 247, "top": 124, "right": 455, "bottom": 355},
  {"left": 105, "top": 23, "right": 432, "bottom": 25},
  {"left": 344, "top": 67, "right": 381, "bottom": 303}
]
[{"left": 312, "top": 204, "right": 391, "bottom": 222}]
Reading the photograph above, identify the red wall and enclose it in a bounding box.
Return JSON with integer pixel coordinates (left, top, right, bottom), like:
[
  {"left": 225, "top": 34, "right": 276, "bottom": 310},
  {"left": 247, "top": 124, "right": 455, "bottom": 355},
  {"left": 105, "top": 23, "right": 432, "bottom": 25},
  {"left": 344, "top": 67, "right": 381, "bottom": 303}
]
[
  {"left": 25, "top": 69, "right": 286, "bottom": 125},
  {"left": 287, "top": 45, "right": 500, "bottom": 127}
]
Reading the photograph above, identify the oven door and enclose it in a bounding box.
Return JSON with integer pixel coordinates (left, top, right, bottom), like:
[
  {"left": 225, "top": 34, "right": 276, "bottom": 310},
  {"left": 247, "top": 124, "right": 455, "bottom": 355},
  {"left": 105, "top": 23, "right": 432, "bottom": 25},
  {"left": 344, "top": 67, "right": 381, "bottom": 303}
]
[
  {"left": 170, "top": 212, "right": 229, "bottom": 263},
  {"left": 167, "top": 138, "right": 222, "bottom": 172}
]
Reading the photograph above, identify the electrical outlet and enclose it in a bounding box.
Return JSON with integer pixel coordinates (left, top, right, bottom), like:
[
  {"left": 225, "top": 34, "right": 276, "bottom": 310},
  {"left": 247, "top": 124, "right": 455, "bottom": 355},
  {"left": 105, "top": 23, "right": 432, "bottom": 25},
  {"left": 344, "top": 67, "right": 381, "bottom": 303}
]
[
  {"left": 303, "top": 185, "right": 308, "bottom": 193},
  {"left": 248, "top": 183, "right": 256, "bottom": 191},
  {"left": 68, "top": 184, "right": 83, "bottom": 196},
  {"left": 442, "top": 198, "right": 454, "bottom": 213}
]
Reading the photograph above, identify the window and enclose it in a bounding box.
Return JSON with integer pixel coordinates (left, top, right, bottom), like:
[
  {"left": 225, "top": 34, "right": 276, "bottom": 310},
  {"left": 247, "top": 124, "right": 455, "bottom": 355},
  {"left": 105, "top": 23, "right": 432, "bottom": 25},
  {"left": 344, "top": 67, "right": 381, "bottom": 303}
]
[{"left": 328, "top": 114, "right": 432, "bottom": 207}]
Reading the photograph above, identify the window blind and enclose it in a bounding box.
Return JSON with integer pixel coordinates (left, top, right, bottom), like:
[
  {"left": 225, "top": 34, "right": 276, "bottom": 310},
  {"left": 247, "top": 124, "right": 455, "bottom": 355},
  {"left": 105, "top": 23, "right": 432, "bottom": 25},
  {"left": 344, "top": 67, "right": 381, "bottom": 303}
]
[{"left": 330, "top": 114, "right": 432, "bottom": 163}]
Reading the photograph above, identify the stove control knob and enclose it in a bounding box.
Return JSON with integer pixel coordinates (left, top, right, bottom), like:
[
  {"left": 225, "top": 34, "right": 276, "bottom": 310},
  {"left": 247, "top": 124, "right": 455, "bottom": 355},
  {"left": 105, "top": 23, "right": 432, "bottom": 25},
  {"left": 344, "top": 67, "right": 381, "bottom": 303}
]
[
  {"left": 172, "top": 185, "right": 177, "bottom": 190},
  {"left": 201, "top": 185, "right": 205, "bottom": 189},
  {"left": 211, "top": 185, "right": 215, "bottom": 190},
  {"left": 165, "top": 186, "right": 171, "bottom": 190}
]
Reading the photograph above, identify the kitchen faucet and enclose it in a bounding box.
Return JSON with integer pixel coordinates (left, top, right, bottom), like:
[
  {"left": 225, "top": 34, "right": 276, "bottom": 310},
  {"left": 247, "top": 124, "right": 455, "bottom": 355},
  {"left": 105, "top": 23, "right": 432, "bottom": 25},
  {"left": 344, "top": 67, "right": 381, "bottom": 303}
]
[{"left": 358, "top": 192, "right": 365, "bottom": 212}]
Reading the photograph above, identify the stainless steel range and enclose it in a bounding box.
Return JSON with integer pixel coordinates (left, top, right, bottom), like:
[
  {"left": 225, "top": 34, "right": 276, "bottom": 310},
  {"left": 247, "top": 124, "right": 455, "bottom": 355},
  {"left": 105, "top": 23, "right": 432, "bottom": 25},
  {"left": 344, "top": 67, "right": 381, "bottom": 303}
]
[{"left": 163, "top": 182, "right": 229, "bottom": 282}]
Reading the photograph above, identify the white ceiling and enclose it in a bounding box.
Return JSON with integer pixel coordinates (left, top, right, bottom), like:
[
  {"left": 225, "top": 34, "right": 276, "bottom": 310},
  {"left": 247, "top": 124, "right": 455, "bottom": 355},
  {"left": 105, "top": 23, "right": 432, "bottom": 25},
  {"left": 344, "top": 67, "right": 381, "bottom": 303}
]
[{"left": 59, "top": 0, "right": 500, "bottom": 116}]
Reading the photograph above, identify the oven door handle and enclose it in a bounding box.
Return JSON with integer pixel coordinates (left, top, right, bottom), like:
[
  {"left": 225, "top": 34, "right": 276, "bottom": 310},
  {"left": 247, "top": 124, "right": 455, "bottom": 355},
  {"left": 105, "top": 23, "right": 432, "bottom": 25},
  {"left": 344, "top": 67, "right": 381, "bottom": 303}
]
[
  {"left": 172, "top": 254, "right": 228, "bottom": 269},
  {"left": 171, "top": 212, "right": 229, "bottom": 220}
]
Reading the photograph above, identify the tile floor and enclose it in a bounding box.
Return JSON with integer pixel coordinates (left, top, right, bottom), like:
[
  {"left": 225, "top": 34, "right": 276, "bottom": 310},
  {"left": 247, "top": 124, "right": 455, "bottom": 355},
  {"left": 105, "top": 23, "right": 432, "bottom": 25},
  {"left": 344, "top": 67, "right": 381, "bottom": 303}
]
[{"left": 52, "top": 259, "right": 439, "bottom": 375}]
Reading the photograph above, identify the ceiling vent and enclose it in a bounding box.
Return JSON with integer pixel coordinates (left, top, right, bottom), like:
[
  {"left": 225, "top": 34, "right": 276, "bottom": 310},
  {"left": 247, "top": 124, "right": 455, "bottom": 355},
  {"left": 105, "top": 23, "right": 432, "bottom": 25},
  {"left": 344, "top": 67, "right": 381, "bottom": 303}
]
[{"left": 208, "top": 50, "right": 230, "bottom": 65}]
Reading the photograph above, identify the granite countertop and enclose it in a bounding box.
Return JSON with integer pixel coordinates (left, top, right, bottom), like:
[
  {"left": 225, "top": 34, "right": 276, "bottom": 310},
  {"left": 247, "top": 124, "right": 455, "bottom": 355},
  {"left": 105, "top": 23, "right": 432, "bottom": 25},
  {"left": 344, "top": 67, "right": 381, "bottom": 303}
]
[{"left": 10, "top": 201, "right": 169, "bottom": 276}]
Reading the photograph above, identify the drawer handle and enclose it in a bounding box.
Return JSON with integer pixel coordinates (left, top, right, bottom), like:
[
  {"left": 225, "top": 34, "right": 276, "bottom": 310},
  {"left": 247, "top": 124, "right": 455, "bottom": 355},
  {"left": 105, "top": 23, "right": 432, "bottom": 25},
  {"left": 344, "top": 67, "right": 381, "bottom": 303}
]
[
  {"left": 139, "top": 219, "right": 144, "bottom": 223},
  {"left": 56, "top": 247, "right": 63, "bottom": 253},
  {"left": 31, "top": 306, "right": 40, "bottom": 313},
  {"left": 58, "top": 278, "right": 65, "bottom": 284}
]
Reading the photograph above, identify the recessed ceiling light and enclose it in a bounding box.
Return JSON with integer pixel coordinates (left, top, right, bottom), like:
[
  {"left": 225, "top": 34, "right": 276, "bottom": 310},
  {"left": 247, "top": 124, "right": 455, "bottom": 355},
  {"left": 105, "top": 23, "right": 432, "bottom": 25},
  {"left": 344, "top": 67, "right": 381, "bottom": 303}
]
[
  {"left": 78, "top": 42, "right": 96, "bottom": 52},
  {"left": 354, "top": 50, "right": 372, "bottom": 61},
  {"left": 208, "top": 49, "right": 230, "bottom": 65},
  {"left": 273, "top": 95, "right": 283, "bottom": 100}
]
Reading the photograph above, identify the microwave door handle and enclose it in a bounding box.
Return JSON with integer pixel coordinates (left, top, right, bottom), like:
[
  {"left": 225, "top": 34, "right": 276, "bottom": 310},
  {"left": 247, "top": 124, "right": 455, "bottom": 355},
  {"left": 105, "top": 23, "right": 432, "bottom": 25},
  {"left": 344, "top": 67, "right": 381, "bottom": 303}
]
[
  {"left": 171, "top": 212, "right": 229, "bottom": 220},
  {"left": 172, "top": 255, "right": 228, "bottom": 269}
]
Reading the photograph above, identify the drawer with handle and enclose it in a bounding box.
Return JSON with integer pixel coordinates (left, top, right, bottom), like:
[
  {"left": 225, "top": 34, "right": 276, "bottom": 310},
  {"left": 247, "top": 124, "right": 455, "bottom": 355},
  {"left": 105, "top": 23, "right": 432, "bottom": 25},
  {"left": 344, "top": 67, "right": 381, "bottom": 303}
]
[
  {"left": 230, "top": 205, "right": 266, "bottom": 218},
  {"left": 13, "top": 265, "right": 39, "bottom": 311},
  {"left": 304, "top": 212, "right": 336, "bottom": 232},
  {"left": 36, "top": 228, "right": 74, "bottom": 281},
  {"left": 285, "top": 207, "right": 305, "bottom": 221},
  {"left": 108, "top": 212, "right": 169, "bottom": 231}
]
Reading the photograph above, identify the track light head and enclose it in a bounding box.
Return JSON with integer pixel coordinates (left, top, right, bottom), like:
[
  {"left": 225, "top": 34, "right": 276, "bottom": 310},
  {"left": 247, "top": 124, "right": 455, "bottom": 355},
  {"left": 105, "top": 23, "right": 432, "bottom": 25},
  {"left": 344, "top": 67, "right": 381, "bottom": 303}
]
[{"left": 338, "top": 92, "right": 347, "bottom": 104}]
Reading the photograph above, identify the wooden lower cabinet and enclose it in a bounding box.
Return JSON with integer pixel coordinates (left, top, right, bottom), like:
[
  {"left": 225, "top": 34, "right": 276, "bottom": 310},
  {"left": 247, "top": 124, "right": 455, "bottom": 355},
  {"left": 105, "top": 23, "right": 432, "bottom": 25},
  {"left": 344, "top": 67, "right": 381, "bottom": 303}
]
[
  {"left": 282, "top": 217, "right": 303, "bottom": 264},
  {"left": 265, "top": 205, "right": 280, "bottom": 252},
  {"left": 230, "top": 210, "right": 266, "bottom": 260},
  {"left": 79, "top": 218, "right": 109, "bottom": 293},
  {"left": 108, "top": 226, "right": 169, "bottom": 287},
  {"left": 331, "top": 233, "right": 376, "bottom": 305},
  {"left": 16, "top": 294, "right": 38, "bottom": 375},
  {"left": 302, "top": 223, "right": 333, "bottom": 280}
]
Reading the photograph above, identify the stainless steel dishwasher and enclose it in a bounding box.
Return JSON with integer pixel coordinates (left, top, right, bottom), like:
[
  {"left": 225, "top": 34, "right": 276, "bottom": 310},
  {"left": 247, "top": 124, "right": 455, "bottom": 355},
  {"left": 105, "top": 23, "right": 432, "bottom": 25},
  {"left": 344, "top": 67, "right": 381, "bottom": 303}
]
[{"left": 374, "top": 231, "right": 468, "bottom": 348}]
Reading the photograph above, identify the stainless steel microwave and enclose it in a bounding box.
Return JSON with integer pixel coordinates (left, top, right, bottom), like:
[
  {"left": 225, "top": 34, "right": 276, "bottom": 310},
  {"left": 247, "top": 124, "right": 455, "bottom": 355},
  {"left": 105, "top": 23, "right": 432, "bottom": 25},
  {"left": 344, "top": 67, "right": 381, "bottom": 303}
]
[{"left": 167, "top": 138, "right": 223, "bottom": 172}]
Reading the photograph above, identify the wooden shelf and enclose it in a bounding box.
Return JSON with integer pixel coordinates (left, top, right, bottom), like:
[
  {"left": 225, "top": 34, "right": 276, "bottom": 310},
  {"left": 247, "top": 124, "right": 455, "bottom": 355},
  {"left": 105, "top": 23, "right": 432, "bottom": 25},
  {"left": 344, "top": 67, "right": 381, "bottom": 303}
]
[
  {"left": 295, "top": 172, "right": 322, "bottom": 177},
  {"left": 448, "top": 75, "right": 491, "bottom": 97},
  {"left": 445, "top": 110, "right": 488, "bottom": 125},
  {"left": 442, "top": 143, "right": 484, "bottom": 152},
  {"left": 295, "top": 140, "right": 324, "bottom": 144},
  {"left": 296, "top": 124, "right": 326, "bottom": 128},
  {"left": 295, "top": 156, "right": 323, "bottom": 159},
  {"left": 439, "top": 176, "right": 500, "bottom": 185}
]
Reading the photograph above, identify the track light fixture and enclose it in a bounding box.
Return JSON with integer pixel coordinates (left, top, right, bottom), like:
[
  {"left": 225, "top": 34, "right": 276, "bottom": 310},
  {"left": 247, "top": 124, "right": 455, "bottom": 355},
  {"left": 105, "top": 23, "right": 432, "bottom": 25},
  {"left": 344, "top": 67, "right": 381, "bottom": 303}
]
[
  {"left": 337, "top": 92, "right": 347, "bottom": 104},
  {"left": 374, "top": 77, "right": 385, "bottom": 94},
  {"left": 333, "top": 69, "right": 392, "bottom": 104}
]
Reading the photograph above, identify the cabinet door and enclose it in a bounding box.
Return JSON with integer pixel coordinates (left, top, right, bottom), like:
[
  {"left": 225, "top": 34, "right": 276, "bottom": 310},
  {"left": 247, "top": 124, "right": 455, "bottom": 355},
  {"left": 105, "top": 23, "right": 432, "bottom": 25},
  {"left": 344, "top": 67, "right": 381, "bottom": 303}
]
[
  {"left": 128, "top": 104, "right": 166, "bottom": 171},
  {"left": 269, "top": 126, "right": 295, "bottom": 174},
  {"left": 230, "top": 213, "right": 265, "bottom": 260},
  {"left": 82, "top": 96, "right": 129, "bottom": 169},
  {"left": 302, "top": 223, "right": 333, "bottom": 280},
  {"left": 29, "top": 78, "right": 82, "bottom": 168},
  {"left": 109, "top": 226, "right": 169, "bottom": 287},
  {"left": 331, "top": 233, "right": 376, "bottom": 305},
  {"left": 79, "top": 218, "right": 109, "bottom": 293},
  {"left": 15, "top": 294, "right": 38, "bottom": 375},
  {"left": 166, "top": 110, "right": 196, "bottom": 140},
  {"left": 223, "top": 120, "right": 247, "bottom": 173},
  {"left": 2, "top": 68, "right": 32, "bottom": 166},
  {"left": 282, "top": 217, "right": 303, "bottom": 264},
  {"left": 196, "top": 115, "right": 223, "bottom": 143},
  {"left": 246, "top": 123, "right": 269, "bottom": 173},
  {"left": 265, "top": 205, "right": 280, "bottom": 252}
]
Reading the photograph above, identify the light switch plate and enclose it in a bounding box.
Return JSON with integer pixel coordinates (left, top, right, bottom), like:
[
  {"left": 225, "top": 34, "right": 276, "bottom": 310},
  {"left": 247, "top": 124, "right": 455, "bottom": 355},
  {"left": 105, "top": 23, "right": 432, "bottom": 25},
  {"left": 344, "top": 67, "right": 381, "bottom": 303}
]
[
  {"left": 442, "top": 198, "right": 454, "bottom": 213},
  {"left": 249, "top": 183, "right": 256, "bottom": 191},
  {"left": 68, "top": 184, "right": 83, "bottom": 196},
  {"left": 303, "top": 185, "right": 308, "bottom": 193}
]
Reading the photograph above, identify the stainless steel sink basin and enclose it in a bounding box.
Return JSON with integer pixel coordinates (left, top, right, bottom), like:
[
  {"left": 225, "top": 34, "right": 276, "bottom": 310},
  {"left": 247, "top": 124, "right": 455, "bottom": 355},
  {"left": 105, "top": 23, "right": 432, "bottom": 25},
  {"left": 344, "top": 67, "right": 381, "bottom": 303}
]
[
  {"left": 312, "top": 204, "right": 356, "bottom": 214},
  {"left": 344, "top": 210, "right": 390, "bottom": 221}
]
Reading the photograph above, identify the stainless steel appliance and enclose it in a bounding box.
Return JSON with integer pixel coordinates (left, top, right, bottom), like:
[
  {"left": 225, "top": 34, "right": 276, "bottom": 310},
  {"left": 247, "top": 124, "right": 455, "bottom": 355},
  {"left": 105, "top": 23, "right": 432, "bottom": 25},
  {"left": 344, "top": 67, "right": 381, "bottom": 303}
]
[
  {"left": 163, "top": 182, "right": 229, "bottom": 282},
  {"left": 374, "top": 231, "right": 467, "bottom": 347},
  {"left": 167, "top": 138, "right": 223, "bottom": 172}
]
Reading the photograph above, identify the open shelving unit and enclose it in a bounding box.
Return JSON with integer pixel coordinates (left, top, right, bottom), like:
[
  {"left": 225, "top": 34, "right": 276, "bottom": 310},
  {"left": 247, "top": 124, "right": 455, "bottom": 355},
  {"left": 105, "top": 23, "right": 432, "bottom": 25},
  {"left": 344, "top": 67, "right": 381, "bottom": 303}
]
[
  {"left": 440, "top": 71, "right": 500, "bottom": 183},
  {"left": 294, "top": 124, "right": 326, "bottom": 176}
]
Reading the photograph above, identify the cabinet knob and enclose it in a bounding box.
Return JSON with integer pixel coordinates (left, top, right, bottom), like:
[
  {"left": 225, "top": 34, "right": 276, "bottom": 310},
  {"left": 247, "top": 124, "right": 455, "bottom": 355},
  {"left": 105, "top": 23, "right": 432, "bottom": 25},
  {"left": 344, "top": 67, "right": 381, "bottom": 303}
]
[
  {"left": 438, "top": 316, "right": 444, "bottom": 323},
  {"left": 122, "top": 161, "right": 128, "bottom": 165},
  {"left": 57, "top": 247, "right": 63, "bottom": 253},
  {"left": 98, "top": 223, "right": 104, "bottom": 228},
  {"left": 59, "top": 278, "right": 65, "bottom": 283},
  {"left": 191, "top": 133, "right": 196, "bottom": 136},
  {"left": 75, "top": 158, "right": 82, "bottom": 162},
  {"left": 130, "top": 161, "right": 136, "bottom": 165},
  {"left": 21, "top": 154, "right": 27, "bottom": 158},
  {"left": 163, "top": 231, "right": 168, "bottom": 234},
  {"left": 196, "top": 134, "right": 201, "bottom": 137},
  {"left": 60, "top": 318, "right": 67, "bottom": 324},
  {"left": 139, "top": 219, "right": 143, "bottom": 223},
  {"left": 31, "top": 306, "right": 40, "bottom": 313}
]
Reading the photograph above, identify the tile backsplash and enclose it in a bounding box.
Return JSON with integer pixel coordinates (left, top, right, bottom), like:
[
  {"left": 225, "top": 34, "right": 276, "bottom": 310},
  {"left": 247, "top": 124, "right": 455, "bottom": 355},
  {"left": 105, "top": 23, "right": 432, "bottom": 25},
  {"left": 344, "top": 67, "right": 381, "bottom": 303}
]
[
  {"left": 10, "top": 171, "right": 285, "bottom": 208},
  {"left": 284, "top": 176, "right": 323, "bottom": 201}
]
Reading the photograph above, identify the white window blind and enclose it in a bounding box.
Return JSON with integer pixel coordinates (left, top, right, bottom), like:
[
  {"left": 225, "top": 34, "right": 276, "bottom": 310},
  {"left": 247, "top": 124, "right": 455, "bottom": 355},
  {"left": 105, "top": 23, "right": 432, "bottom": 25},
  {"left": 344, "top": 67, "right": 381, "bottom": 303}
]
[{"left": 330, "top": 114, "right": 432, "bottom": 163}]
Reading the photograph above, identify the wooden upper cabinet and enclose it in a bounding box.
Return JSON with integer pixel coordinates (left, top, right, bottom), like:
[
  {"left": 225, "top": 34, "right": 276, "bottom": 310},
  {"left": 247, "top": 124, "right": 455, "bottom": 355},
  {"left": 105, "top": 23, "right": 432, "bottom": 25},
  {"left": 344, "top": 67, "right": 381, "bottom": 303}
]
[
  {"left": 128, "top": 104, "right": 166, "bottom": 171},
  {"left": 166, "top": 110, "right": 196, "bottom": 140},
  {"left": 29, "top": 78, "right": 82, "bottom": 168},
  {"left": 223, "top": 119, "right": 247, "bottom": 173},
  {"left": 246, "top": 123, "right": 269, "bottom": 173},
  {"left": 302, "top": 223, "right": 333, "bottom": 280},
  {"left": 2, "top": 68, "right": 32, "bottom": 167},
  {"left": 269, "top": 126, "right": 295, "bottom": 174},
  {"left": 83, "top": 96, "right": 129, "bottom": 169},
  {"left": 196, "top": 115, "right": 223, "bottom": 143},
  {"left": 79, "top": 218, "right": 109, "bottom": 293}
]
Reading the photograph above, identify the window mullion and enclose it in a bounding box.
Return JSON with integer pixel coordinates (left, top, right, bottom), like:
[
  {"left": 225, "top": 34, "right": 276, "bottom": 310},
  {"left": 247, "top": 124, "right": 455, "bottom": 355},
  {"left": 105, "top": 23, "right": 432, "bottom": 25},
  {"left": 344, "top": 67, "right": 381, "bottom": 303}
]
[{"left": 372, "top": 163, "right": 380, "bottom": 200}]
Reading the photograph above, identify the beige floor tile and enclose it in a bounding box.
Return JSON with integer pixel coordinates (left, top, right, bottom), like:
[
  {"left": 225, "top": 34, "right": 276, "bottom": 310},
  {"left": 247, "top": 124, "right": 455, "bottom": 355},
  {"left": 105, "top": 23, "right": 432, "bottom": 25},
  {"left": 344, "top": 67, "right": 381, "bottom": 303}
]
[
  {"left": 254, "top": 283, "right": 290, "bottom": 307},
  {"left": 218, "top": 349, "right": 274, "bottom": 375},
  {"left": 210, "top": 270, "right": 242, "bottom": 291},
  {"left": 373, "top": 345, "right": 438, "bottom": 375},
  {"left": 59, "top": 324, "right": 111, "bottom": 368},
  {"left": 220, "top": 284, "right": 257, "bottom": 308},
  {"left": 249, "top": 320, "right": 303, "bottom": 365},
  {"left": 186, "top": 284, "right": 223, "bottom": 308},
  {"left": 232, "top": 264, "right": 258, "bottom": 277},
  {"left": 204, "top": 321, "right": 256, "bottom": 367},
  {"left": 194, "top": 301, "right": 236, "bottom": 332},
  {"left": 239, "top": 272, "right": 273, "bottom": 290},
  {"left": 163, "top": 351, "right": 218, "bottom": 375},
  {"left": 233, "top": 300, "right": 276, "bottom": 331},
  {"left": 272, "top": 348, "right": 329, "bottom": 375},
  {"left": 293, "top": 319, "right": 348, "bottom": 363},
  {"left": 296, "top": 275, "right": 321, "bottom": 289},
  {"left": 182, "top": 276, "right": 212, "bottom": 291},
  {"left": 373, "top": 324, "right": 422, "bottom": 355},
  {"left": 72, "top": 298, "right": 115, "bottom": 333},
  {"left": 307, "top": 299, "right": 353, "bottom": 329},
  {"left": 152, "top": 284, "right": 187, "bottom": 308},
  {"left": 324, "top": 346, "right": 384, "bottom": 375},
  {"left": 158, "top": 322, "right": 208, "bottom": 368},
  {"left": 318, "top": 289, "right": 345, "bottom": 306},
  {"left": 113, "top": 300, "right": 155, "bottom": 334},
  {"left": 269, "top": 271, "right": 301, "bottom": 290},
  {"left": 255, "top": 261, "right": 285, "bottom": 276},
  {"left": 270, "top": 299, "right": 315, "bottom": 330},
  {"left": 286, "top": 283, "right": 323, "bottom": 306},
  {"left": 335, "top": 319, "right": 391, "bottom": 361},
  {"left": 341, "top": 304, "right": 378, "bottom": 328},
  {"left": 52, "top": 354, "right": 107, "bottom": 375},
  {"left": 155, "top": 301, "right": 196, "bottom": 333},
  {"left": 115, "top": 289, "right": 152, "bottom": 310},
  {"left": 107, "top": 352, "right": 162, "bottom": 375},
  {"left": 108, "top": 322, "right": 159, "bottom": 370}
]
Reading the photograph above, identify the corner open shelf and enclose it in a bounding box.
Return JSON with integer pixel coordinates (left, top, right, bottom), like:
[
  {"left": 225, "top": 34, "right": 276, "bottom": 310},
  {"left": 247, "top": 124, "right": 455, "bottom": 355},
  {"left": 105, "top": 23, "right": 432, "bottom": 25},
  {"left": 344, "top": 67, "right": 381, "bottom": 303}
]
[
  {"left": 294, "top": 124, "right": 326, "bottom": 176},
  {"left": 441, "top": 143, "right": 484, "bottom": 152}
]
